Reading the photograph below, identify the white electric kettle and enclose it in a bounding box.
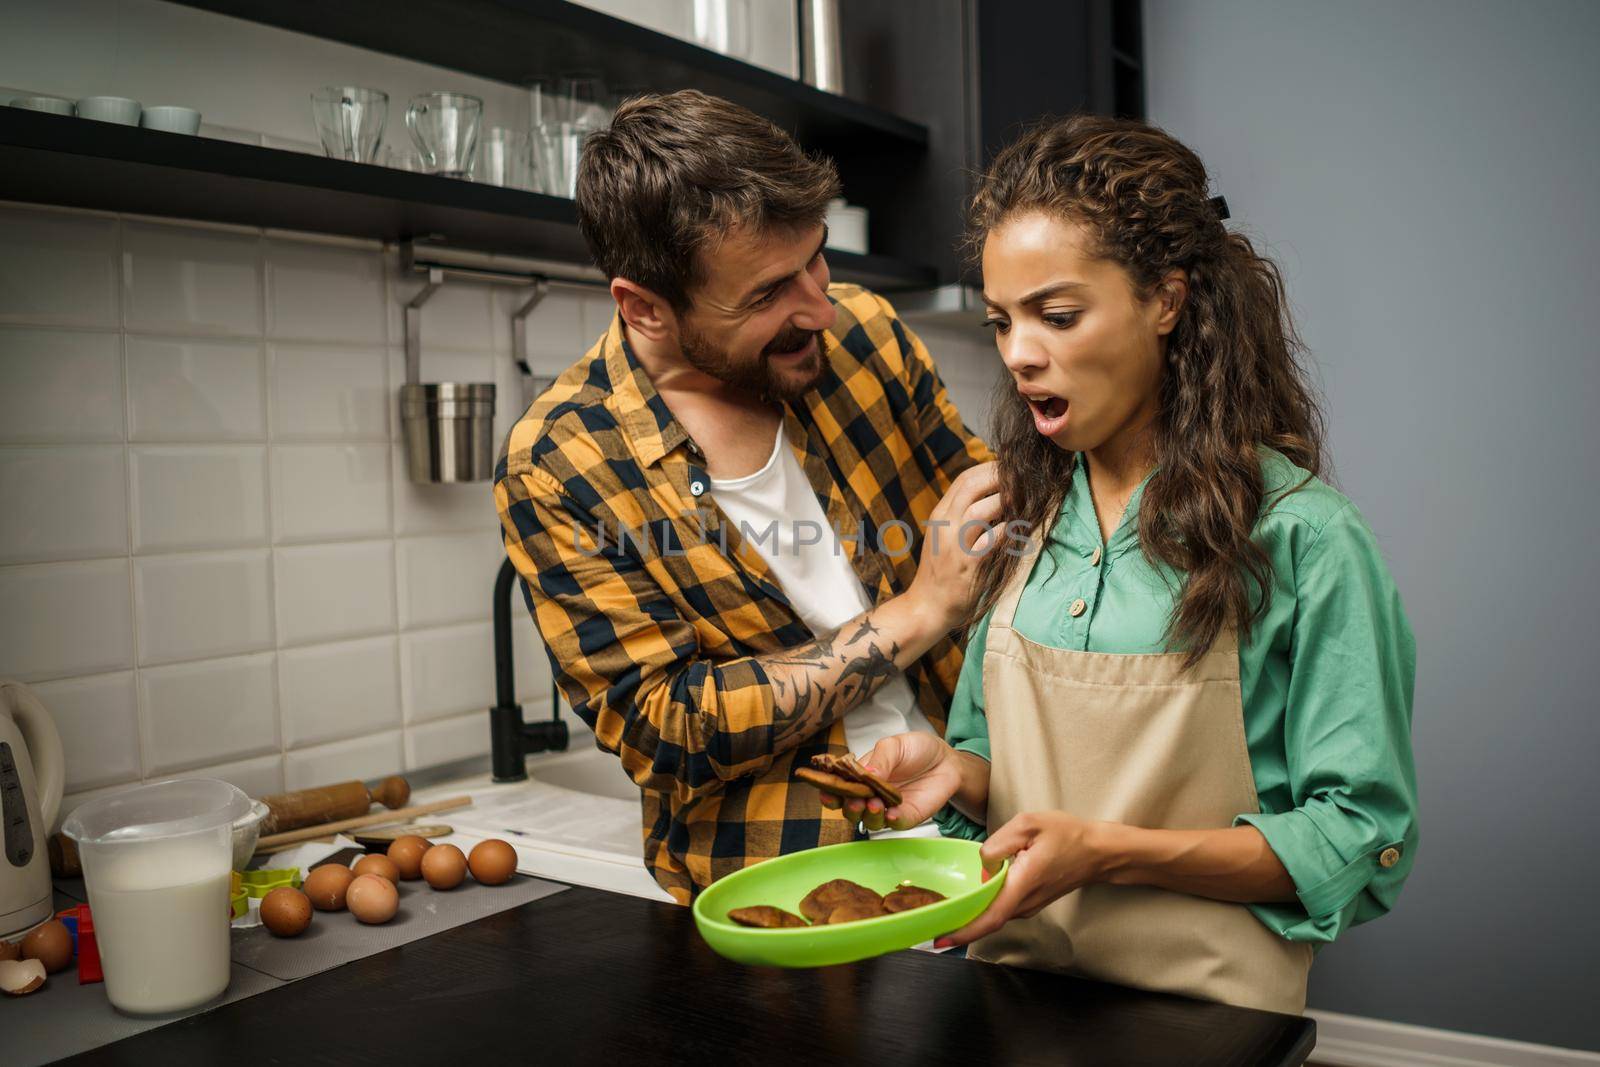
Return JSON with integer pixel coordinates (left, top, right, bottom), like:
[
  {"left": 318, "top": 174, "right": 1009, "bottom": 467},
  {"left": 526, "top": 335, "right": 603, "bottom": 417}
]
[{"left": 1, "top": 679, "right": 64, "bottom": 938}]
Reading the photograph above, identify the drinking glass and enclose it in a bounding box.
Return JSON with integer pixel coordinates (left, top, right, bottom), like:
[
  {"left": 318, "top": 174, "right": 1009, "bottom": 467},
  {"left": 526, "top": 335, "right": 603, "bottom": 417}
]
[
  {"left": 481, "top": 126, "right": 534, "bottom": 190},
  {"left": 557, "top": 72, "right": 606, "bottom": 126},
  {"left": 692, "top": 0, "right": 750, "bottom": 58},
  {"left": 310, "top": 86, "right": 387, "bottom": 163},
  {"left": 534, "top": 120, "right": 595, "bottom": 199},
  {"left": 526, "top": 78, "right": 553, "bottom": 128},
  {"left": 406, "top": 91, "right": 482, "bottom": 179}
]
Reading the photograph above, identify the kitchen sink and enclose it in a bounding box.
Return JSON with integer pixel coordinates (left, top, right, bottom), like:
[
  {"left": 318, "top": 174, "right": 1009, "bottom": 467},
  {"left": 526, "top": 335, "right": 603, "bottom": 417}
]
[{"left": 524, "top": 744, "right": 640, "bottom": 802}]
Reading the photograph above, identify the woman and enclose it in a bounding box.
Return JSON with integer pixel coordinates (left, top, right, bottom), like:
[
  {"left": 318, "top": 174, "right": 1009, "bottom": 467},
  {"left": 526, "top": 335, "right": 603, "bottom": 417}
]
[{"left": 827, "top": 115, "right": 1418, "bottom": 1014}]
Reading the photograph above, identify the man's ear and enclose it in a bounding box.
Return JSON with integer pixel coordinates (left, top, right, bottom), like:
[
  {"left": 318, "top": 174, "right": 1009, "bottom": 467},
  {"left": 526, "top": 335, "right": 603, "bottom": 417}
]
[
  {"left": 1152, "top": 269, "right": 1188, "bottom": 336},
  {"left": 612, "top": 279, "right": 676, "bottom": 343}
]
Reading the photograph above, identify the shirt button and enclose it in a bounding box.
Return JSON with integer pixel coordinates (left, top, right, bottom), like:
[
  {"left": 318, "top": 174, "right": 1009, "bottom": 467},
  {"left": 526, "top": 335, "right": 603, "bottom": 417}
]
[
  {"left": 1379, "top": 847, "right": 1401, "bottom": 868},
  {"left": 689, "top": 480, "right": 706, "bottom": 497},
  {"left": 1090, "top": 546, "right": 1103, "bottom": 567},
  {"left": 1069, "top": 598, "right": 1087, "bottom": 617}
]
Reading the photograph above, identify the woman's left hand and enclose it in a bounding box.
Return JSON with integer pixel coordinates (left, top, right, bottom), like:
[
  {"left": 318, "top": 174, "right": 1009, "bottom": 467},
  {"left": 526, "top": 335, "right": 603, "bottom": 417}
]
[{"left": 935, "top": 810, "right": 1114, "bottom": 948}]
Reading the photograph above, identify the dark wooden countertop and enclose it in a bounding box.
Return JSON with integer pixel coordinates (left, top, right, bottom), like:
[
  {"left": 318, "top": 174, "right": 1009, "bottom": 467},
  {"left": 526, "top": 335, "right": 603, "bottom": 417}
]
[{"left": 58, "top": 886, "right": 1315, "bottom": 1066}]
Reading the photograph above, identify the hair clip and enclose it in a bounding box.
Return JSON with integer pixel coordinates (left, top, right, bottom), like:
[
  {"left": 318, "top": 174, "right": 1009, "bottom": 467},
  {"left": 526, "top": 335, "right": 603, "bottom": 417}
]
[{"left": 1209, "top": 195, "right": 1230, "bottom": 220}]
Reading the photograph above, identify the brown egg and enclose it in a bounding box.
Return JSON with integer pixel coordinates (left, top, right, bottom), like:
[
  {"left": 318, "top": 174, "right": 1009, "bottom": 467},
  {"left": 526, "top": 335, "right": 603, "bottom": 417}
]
[
  {"left": 21, "top": 920, "right": 72, "bottom": 974},
  {"left": 303, "top": 863, "right": 356, "bottom": 911},
  {"left": 260, "top": 887, "right": 313, "bottom": 937},
  {"left": 420, "top": 843, "right": 467, "bottom": 890},
  {"left": 352, "top": 853, "right": 400, "bottom": 885},
  {"left": 468, "top": 839, "right": 517, "bottom": 886},
  {"left": 0, "top": 939, "right": 19, "bottom": 962},
  {"left": 347, "top": 873, "right": 399, "bottom": 924},
  {"left": 386, "top": 835, "right": 431, "bottom": 880}
]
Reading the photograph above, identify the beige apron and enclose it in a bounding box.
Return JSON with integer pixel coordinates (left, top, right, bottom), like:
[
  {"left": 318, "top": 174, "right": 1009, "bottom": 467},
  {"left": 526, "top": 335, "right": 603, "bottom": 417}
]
[{"left": 970, "top": 538, "right": 1313, "bottom": 1014}]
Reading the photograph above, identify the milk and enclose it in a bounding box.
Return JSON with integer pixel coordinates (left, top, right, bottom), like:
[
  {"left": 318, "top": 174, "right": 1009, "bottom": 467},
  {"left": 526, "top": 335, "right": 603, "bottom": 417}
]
[{"left": 83, "top": 838, "right": 232, "bottom": 1014}]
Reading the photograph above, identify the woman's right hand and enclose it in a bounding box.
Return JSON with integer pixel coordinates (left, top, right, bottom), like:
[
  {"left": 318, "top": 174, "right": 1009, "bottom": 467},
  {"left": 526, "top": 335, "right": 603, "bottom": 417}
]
[{"left": 818, "top": 732, "right": 964, "bottom": 832}]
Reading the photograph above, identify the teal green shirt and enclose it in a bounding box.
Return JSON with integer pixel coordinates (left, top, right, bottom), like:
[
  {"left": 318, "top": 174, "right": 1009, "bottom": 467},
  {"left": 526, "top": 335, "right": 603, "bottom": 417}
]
[{"left": 936, "top": 449, "right": 1418, "bottom": 944}]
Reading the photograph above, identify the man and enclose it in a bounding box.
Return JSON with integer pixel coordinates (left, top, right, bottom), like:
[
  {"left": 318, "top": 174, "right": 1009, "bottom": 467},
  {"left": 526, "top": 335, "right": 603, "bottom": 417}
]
[{"left": 496, "top": 90, "right": 998, "bottom": 903}]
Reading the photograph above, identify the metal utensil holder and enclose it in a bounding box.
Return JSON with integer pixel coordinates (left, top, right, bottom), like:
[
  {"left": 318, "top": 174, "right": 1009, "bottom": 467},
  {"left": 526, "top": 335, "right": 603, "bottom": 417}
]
[
  {"left": 398, "top": 241, "right": 607, "bottom": 484},
  {"left": 401, "top": 267, "right": 496, "bottom": 483}
]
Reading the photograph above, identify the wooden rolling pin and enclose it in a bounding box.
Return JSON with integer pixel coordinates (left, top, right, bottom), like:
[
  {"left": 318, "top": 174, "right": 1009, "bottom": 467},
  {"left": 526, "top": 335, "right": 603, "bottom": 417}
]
[
  {"left": 255, "top": 796, "right": 472, "bottom": 852},
  {"left": 259, "top": 776, "right": 412, "bottom": 835}
]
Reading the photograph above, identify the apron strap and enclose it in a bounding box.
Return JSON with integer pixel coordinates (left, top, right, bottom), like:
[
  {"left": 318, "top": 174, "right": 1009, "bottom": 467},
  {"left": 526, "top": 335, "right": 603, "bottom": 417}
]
[{"left": 991, "top": 532, "right": 1045, "bottom": 631}]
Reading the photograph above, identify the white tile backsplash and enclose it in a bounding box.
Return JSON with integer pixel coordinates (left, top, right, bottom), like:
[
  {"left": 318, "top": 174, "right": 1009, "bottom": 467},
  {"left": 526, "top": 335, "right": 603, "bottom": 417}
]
[
  {"left": 0, "top": 206, "right": 119, "bottom": 328},
  {"left": 31, "top": 671, "right": 141, "bottom": 792},
  {"left": 273, "top": 540, "right": 396, "bottom": 646},
  {"left": 266, "top": 238, "right": 386, "bottom": 345},
  {"left": 134, "top": 549, "right": 274, "bottom": 665},
  {"left": 123, "top": 220, "right": 263, "bottom": 337},
  {"left": 404, "top": 710, "right": 491, "bottom": 771},
  {"left": 129, "top": 445, "right": 269, "bottom": 553},
  {"left": 493, "top": 285, "right": 587, "bottom": 362},
  {"left": 278, "top": 635, "right": 401, "bottom": 748},
  {"left": 140, "top": 651, "right": 280, "bottom": 773},
  {"left": 400, "top": 622, "right": 494, "bottom": 724},
  {"left": 393, "top": 443, "right": 500, "bottom": 536},
  {"left": 270, "top": 443, "right": 391, "bottom": 543},
  {"left": 0, "top": 446, "right": 129, "bottom": 564},
  {"left": 0, "top": 558, "right": 134, "bottom": 682},
  {"left": 186, "top": 752, "right": 285, "bottom": 799},
  {"left": 284, "top": 730, "right": 404, "bottom": 792},
  {"left": 268, "top": 344, "right": 389, "bottom": 440},
  {"left": 390, "top": 275, "right": 494, "bottom": 354},
  {"left": 0, "top": 328, "right": 124, "bottom": 443},
  {"left": 126, "top": 336, "right": 266, "bottom": 441},
  {"left": 0, "top": 202, "right": 556, "bottom": 790},
  {"left": 396, "top": 531, "right": 504, "bottom": 629}
]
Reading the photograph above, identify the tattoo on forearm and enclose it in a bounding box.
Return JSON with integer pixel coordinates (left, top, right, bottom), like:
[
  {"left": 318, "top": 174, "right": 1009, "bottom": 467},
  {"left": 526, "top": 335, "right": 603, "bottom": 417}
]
[
  {"left": 846, "top": 617, "right": 880, "bottom": 643},
  {"left": 762, "top": 613, "right": 904, "bottom": 748}
]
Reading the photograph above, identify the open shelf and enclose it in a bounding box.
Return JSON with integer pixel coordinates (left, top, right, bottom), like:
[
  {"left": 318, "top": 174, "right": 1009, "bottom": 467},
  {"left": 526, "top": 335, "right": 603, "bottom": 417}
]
[
  {"left": 170, "top": 0, "right": 928, "bottom": 152},
  {"left": 0, "top": 108, "right": 937, "bottom": 290}
]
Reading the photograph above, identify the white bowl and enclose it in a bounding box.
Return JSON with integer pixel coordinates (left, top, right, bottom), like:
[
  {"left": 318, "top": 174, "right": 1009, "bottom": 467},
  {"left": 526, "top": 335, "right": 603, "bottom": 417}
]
[
  {"left": 141, "top": 105, "right": 201, "bottom": 135},
  {"left": 76, "top": 96, "right": 142, "bottom": 125},
  {"left": 9, "top": 95, "right": 75, "bottom": 116},
  {"left": 230, "top": 800, "right": 269, "bottom": 870}
]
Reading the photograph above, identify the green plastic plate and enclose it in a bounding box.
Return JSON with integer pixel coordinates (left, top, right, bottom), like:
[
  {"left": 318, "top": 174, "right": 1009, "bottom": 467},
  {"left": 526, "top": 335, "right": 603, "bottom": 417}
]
[{"left": 693, "top": 837, "right": 1007, "bottom": 968}]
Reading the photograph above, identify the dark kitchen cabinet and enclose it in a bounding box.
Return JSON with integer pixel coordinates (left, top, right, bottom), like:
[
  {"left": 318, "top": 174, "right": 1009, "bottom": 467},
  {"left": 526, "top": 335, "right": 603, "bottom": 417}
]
[{"left": 840, "top": 0, "right": 1145, "bottom": 285}]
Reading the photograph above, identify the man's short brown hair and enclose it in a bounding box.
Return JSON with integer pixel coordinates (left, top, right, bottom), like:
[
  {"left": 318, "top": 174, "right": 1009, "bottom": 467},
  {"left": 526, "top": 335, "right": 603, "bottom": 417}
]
[{"left": 575, "top": 90, "right": 841, "bottom": 311}]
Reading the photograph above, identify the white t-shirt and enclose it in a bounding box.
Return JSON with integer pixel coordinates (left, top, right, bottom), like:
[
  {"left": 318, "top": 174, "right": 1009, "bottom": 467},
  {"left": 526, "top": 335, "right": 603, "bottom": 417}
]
[{"left": 709, "top": 425, "right": 938, "bottom": 837}]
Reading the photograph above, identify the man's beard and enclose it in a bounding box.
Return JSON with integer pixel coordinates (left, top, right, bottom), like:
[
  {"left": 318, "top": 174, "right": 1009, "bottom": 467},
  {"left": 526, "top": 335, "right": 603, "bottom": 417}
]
[{"left": 678, "top": 322, "right": 825, "bottom": 403}]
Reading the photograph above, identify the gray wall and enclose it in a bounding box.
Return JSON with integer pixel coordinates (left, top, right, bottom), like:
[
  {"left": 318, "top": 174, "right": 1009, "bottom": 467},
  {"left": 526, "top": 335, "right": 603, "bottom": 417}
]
[{"left": 1145, "top": 0, "right": 1600, "bottom": 1052}]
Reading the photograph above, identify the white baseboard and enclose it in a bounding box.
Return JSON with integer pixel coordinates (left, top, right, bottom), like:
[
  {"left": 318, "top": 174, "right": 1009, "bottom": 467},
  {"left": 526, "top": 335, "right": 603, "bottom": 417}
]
[{"left": 1308, "top": 1010, "right": 1600, "bottom": 1067}]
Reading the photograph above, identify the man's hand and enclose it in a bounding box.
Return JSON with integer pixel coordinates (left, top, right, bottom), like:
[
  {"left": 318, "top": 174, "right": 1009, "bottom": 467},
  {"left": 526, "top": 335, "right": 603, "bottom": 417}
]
[
  {"left": 935, "top": 811, "right": 1113, "bottom": 947},
  {"left": 818, "top": 732, "right": 961, "bottom": 831},
  {"left": 906, "top": 462, "right": 1003, "bottom": 634}
]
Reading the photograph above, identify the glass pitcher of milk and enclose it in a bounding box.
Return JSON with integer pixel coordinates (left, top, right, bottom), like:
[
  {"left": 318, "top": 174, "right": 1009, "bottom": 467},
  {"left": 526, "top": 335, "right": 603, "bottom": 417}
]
[{"left": 62, "top": 778, "right": 251, "bottom": 1014}]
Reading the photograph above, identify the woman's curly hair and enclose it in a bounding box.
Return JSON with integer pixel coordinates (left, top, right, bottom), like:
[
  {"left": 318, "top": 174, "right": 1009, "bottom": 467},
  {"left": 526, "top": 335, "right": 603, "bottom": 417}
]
[{"left": 966, "top": 115, "right": 1326, "bottom": 665}]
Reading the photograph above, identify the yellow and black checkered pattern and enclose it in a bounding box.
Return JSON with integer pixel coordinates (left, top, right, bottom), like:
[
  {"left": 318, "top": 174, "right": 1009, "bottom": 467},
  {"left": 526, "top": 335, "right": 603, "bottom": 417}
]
[{"left": 495, "top": 283, "right": 993, "bottom": 903}]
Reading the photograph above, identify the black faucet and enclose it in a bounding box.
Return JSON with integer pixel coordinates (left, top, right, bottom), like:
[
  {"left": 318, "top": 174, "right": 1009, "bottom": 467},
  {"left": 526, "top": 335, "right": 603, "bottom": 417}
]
[{"left": 490, "top": 557, "right": 569, "bottom": 781}]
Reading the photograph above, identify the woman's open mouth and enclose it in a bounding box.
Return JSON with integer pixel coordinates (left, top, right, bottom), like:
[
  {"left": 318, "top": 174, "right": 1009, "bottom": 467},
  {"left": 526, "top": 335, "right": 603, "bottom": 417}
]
[{"left": 1024, "top": 393, "right": 1069, "bottom": 436}]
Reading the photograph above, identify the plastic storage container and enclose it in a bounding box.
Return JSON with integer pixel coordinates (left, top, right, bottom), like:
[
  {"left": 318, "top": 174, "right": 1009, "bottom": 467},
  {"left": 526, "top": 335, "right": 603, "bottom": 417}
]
[{"left": 61, "top": 778, "right": 251, "bottom": 1013}]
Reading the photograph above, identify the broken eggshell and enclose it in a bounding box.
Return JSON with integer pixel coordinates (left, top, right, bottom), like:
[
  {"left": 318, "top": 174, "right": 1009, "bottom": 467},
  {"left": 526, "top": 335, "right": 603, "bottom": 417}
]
[{"left": 0, "top": 957, "right": 47, "bottom": 995}]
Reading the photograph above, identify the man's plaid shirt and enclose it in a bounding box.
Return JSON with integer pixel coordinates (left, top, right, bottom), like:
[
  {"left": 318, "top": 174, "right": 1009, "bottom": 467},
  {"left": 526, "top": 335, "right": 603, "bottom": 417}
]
[{"left": 494, "top": 283, "right": 993, "bottom": 903}]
